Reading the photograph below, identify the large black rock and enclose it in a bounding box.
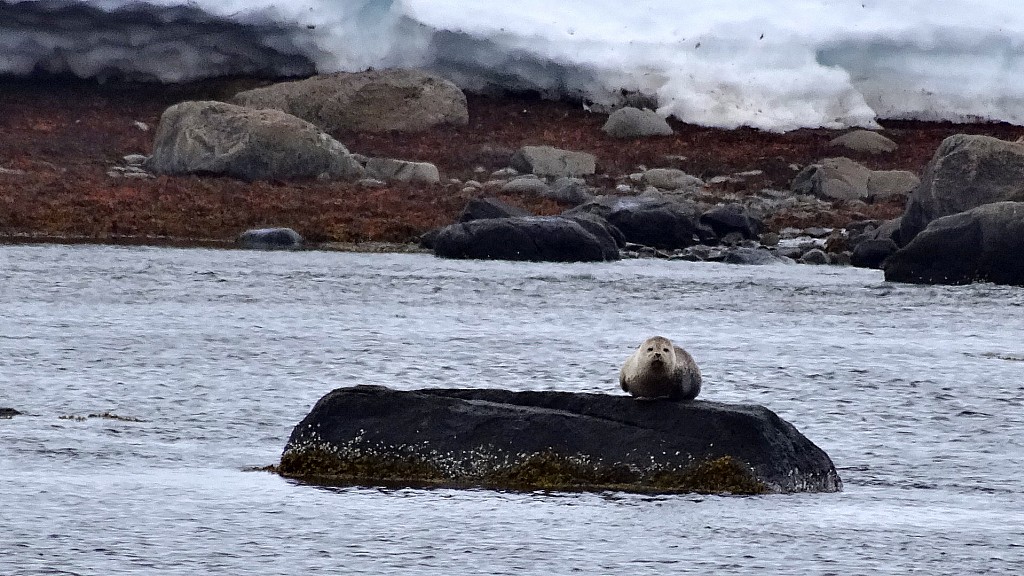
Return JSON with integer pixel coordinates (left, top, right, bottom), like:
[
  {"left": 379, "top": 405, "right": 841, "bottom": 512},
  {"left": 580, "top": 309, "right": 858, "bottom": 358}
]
[
  {"left": 884, "top": 201, "right": 1024, "bottom": 285},
  {"left": 567, "top": 195, "right": 700, "bottom": 249},
  {"left": 281, "top": 385, "right": 841, "bottom": 494},
  {"left": 433, "top": 216, "right": 620, "bottom": 262}
]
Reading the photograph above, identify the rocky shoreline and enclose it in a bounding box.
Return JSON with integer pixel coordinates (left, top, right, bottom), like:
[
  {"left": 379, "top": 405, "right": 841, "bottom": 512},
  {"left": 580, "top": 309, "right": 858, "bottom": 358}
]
[{"left": 4, "top": 72, "right": 1024, "bottom": 282}]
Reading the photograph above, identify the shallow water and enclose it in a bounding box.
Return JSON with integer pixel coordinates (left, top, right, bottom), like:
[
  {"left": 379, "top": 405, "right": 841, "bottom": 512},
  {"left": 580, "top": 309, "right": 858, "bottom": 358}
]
[{"left": 2, "top": 244, "right": 1023, "bottom": 575}]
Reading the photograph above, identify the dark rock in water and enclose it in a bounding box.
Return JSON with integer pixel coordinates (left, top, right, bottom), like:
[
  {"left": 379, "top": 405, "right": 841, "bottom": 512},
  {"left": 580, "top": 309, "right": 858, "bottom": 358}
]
[
  {"left": 562, "top": 211, "right": 626, "bottom": 249},
  {"left": 0, "top": 408, "right": 20, "bottom": 419},
  {"left": 458, "top": 197, "right": 532, "bottom": 222},
  {"left": 851, "top": 238, "right": 898, "bottom": 269},
  {"left": 567, "top": 195, "right": 700, "bottom": 250},
  {"left": 884, "top": 201, "right": 1024, "bottom": 285},
  {"left": 279, "top": 386, "right": 841, "bottom": 494},
  {"left": 799, "top": 248, "right": 831, "bottom": 265},
  {"left": 433, "top": 216, "right": 619, "bottom": 262},
  {"left": 723, "top": 247, "right": 794, "bottom": 265},
  {"left": 236, "top": 227, "right": 303, "bottom": 250},
  {"left": 700, "top": 203, "right": 762, "bottom": 240}
]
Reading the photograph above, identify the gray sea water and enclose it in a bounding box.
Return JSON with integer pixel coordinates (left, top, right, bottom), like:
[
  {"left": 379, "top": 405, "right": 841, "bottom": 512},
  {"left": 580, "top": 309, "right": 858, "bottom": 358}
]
[{"left": 2, "top": 244, "right": 1023, "bottom": 575}]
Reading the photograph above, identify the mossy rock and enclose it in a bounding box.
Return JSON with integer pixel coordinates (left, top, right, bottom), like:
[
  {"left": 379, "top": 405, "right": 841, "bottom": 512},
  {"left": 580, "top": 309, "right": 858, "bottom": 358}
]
[{"left": 275, "top": 444, "right": 767, "bottom": 495}]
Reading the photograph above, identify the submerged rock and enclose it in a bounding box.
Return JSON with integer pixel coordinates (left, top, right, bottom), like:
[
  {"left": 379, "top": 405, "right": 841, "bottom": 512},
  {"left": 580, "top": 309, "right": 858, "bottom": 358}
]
[
  {"left": 0, "top": 408, "right": 20, "bottom": 419},
  {"left": 278, "top": 385, "right": 841, "bottom": 494}
]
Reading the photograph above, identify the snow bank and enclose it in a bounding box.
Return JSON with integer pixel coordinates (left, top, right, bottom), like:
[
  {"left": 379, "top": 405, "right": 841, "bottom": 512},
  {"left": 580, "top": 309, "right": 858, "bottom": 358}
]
[{"left": 4, "top": 0, "right": 1024, "bottom": 131}]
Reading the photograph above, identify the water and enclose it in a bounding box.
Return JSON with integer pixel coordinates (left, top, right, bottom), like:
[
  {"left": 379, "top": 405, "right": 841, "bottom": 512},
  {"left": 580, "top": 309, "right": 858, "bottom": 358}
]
[{"left": 2, "top": 244, "right": 1023, "bottom": 575}]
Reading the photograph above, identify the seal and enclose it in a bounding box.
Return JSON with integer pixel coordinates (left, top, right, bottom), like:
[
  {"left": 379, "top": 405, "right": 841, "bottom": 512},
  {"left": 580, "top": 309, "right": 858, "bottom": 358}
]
[{"left": 619, "top": 336, "right": 702, "bottom": 400}]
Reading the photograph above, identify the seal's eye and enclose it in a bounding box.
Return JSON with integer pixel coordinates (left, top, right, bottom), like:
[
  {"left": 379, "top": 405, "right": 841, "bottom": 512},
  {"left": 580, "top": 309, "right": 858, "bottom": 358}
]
[
  {"left": 647, "top": 347, "right": 653, "bottom": 352},
  {"left": 663, "top": 347, "right": 669, "bottom": 352}
]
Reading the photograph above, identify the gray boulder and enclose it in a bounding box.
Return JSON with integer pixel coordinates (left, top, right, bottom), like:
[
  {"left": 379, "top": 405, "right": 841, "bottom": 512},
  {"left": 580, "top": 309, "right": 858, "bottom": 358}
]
[
  {"left": 567, "top": 195, "right": 701, "bottom": 250},
  {"left": 510, "top": 145, "right": 596, "bottom": 178},
  {"left": 898, "top": 134, "right": 1024, "bottom": 246},
  {"left": 458, "top": 197, "right": 532, "bottom": 222},
  {"left": 145, "top": 101, "right": 364, "bottom": 181},
  {"left": 792, "top": 157, "right": 917, "bottom": 202},
  {"left": 231, "top": 69, "right": 468, "bottom": 133},
  {"left": 433, "top": 216, "right": 620, "bottom": 262},
  {"left": 236, "top": 227, "right": 303, "bottom": 250},
  {"left": 602, "top": 107, "right": 673, "bottom": 138},
  {"left": 867, "top": 170, "right": 920, "bottom": 201},
  {"left": 279, "top": 385, "right": 841, "bottom": 494},
  {"left": 547, "top": 177, "right": 595, "bottom": 205},
  {"left": 365, "top": 157, "right": 440, "bottom": 183},
  {"left": 885, "top": 202, "right": 1024, "bottom": 285},
  {"left": 791, "top": 157, "right": 871, "bottom": 201},
  {"left": 828, "top": 130, "right": 898, "bottom": 154}
]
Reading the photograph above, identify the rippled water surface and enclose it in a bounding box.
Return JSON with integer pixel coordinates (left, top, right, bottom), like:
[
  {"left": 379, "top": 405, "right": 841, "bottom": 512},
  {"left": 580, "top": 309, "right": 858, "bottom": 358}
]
[{"left": 2, "top": 244, "right": 1024, "bottom": 575}]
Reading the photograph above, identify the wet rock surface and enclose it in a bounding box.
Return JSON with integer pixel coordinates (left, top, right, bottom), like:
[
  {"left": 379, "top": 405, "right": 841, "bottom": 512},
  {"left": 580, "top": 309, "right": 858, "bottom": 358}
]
[{"left": 280, "top": 385, "right": 842, "bottom": 494}]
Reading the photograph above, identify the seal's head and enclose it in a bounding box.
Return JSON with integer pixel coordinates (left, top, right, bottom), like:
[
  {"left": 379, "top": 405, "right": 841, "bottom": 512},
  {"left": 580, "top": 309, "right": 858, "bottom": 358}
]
[{"left": 640, "top": 336, "right": 675, "bottom": 371}]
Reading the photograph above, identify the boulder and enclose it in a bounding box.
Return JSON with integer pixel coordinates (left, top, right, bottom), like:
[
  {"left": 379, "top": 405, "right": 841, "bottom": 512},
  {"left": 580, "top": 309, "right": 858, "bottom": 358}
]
[
  {"left": 510, "top": 145, "right": 596, "bottom": 178},
  {"left": 601, "top": 107, "right": 673, "bottom": 138},
  {"left": 433, "top": 216, "right": 620, "bottom": 262},
  {"left": 546, "top": 177, "right": 595, "bottom": 205},
  {"left": 278, "top": 385, "right": 841, "bottom": 494},
  {"left": 828, "top": 130, "right": 898, "bottom": 154},
  {"left": 145, "top": 101, "right": 364, "bottom": 181},
  {"left": 867, "top": 170, "right": 920, "bottom": 201},
  {"left": 791, "top": 157, "right": 872, "bottom": 201},
  {"left": 898, "top": 134, "right": 1024, "bottom": 246},
  {"left": 364, "top": 157, "right": 440, "bottom": 183},
  {"left": 884, "top": 202, "right": 1024, "bottom": 285},
  {"left": 458, "top": 197, "right": 532, "bottom": 222},
  {"left": 642, "top": 168, "right": 704, "bottom": 192},
  {"left": 851, "top": 238, "right": 897, "bottom": 269},
  {"left": 563, "top": 212, "right": 626, "bottom": 249},
  {"left": 567, "top": 195, "right": 701, "bottom": 250},
  {"left": 722, "top": 247, "right": 794, "bottom": 265},
  {"left": 799, "top": 248, "right": 831, "bottom": 265},
  {"left": 700, "top": 203, "right": 762, "bottom": 240},
  {"left": 236, "top": 227, "right": 303, "bottom": 250},
  {"left": 231, "top": 69, "right": 468, "bottom": 133},
  {"left": 0, "top": 408, "right": 20, "bottom": 419}
]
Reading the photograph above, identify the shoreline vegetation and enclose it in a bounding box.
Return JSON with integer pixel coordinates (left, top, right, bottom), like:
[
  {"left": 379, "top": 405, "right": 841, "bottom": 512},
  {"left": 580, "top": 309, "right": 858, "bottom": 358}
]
[{"left": 2, "top": 74, "right": 1022, "bottom": 251}]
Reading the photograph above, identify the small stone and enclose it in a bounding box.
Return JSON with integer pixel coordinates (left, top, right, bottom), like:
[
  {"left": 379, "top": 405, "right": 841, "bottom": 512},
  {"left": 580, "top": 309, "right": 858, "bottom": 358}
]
[
  {"left": 491, "top": 167, "right": 519, "bottom": 179},
  {"left": 123, "top": 154, "right": 148, "bottom": 166}
]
